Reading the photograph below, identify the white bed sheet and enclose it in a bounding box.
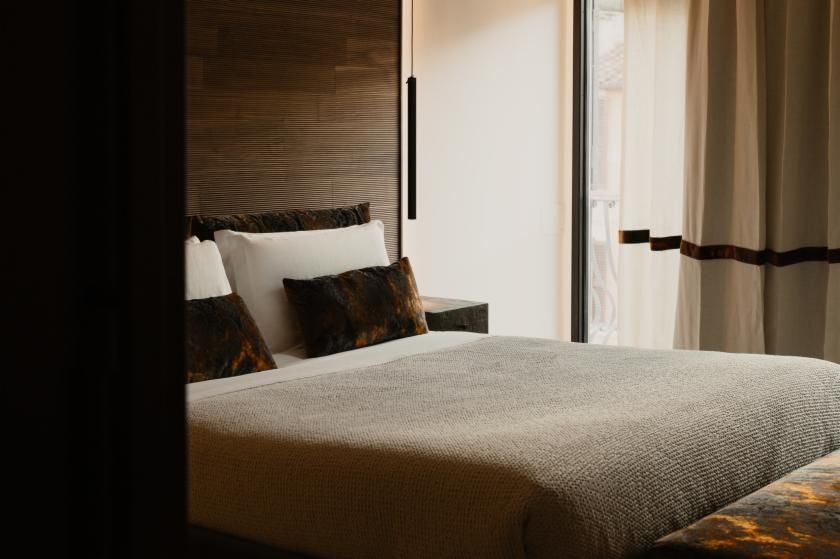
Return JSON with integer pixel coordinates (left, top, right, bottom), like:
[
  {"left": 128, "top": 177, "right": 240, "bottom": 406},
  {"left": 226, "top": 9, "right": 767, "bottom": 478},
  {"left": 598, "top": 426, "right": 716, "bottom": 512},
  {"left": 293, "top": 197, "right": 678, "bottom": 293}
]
[{"left": 187, "top": 331, "right": 485, "bottom": 402}]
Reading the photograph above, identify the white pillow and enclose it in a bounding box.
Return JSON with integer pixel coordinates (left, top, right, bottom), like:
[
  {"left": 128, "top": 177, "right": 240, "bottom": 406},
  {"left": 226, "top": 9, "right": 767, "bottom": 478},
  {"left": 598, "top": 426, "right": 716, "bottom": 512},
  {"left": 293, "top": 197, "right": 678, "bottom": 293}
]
[
  {"left": 214, "top": 221, "right": 390, "bottom": 352},
  {"left": 185, "top": 239, "right": 232, "bottom": 300}
]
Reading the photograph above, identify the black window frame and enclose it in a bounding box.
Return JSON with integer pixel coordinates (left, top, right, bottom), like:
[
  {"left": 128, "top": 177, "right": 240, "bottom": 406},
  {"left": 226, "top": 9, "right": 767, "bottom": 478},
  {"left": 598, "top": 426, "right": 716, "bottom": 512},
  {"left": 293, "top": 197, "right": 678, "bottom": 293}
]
[{"left": 572, "top": 0, "right": 592, "bottom": 342}]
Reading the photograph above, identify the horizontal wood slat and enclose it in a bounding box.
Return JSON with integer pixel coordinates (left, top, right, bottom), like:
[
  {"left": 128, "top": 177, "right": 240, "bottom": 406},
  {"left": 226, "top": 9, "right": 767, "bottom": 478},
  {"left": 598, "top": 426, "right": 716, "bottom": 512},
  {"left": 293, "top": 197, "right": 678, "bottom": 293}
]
[{"left": 186, "top": 0, "right": 401, "bottom": 261}]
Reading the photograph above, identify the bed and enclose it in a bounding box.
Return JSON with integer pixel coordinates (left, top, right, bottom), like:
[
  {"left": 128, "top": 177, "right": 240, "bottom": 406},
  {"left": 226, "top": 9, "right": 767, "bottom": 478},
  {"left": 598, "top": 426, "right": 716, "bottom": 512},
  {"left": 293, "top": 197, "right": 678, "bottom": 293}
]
[{"left": 185, "top": 206, "right": 840, "bottom": 559}]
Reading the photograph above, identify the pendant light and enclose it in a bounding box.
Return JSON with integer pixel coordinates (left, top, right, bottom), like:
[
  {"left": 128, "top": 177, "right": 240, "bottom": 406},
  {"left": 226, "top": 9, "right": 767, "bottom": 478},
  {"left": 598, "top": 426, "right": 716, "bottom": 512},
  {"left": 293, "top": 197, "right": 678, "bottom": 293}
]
[{"left": 407, "top": 0, "right": 417, "bottom": 220}]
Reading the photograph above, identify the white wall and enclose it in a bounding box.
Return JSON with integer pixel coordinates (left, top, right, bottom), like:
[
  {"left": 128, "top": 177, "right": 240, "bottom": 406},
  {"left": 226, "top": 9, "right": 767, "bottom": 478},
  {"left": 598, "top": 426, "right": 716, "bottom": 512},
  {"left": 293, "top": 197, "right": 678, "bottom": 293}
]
[{"left": 401, "top": 0, "right": 573, "bottom": 339}]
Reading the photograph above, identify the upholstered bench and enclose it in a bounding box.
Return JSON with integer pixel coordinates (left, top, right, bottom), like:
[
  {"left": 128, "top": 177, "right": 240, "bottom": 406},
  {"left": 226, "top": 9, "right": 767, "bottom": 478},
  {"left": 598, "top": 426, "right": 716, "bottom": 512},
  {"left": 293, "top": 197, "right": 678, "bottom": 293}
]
[{"left": 646, "top": 450, "right": 840, "bottom": 558}]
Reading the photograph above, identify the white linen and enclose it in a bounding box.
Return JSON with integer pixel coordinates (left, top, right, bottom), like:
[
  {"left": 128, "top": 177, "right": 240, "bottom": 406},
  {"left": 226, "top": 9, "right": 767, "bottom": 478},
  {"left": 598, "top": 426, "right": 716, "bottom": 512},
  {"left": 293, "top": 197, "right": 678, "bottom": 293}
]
[
  {"left": 214, "top": 221, "right": 390, "bottom": 353},
  {"left": 185, "top": 239, "right": 232, "bottom": 300},
  {"left": 187, "top": 331, "right": 485, "bottom": 402},
  {"left": 271, "top": 346, "right": 306, "bottom": 369}
]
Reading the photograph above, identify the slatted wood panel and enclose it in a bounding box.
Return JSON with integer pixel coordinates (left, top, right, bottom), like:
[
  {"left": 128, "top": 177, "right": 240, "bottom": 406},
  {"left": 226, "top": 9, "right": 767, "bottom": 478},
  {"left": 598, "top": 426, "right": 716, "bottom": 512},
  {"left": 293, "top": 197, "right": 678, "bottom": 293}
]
[{"left": 187, "top": 0, "right": 401, "bottom": 260}]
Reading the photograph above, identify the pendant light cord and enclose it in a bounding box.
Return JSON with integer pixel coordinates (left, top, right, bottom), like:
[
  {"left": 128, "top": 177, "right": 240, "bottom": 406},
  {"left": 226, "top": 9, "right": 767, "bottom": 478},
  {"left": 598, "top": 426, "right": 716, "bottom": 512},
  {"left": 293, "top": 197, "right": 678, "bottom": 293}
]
[{"left": 411, "top": 0, "right": 414, "bottom": 76}]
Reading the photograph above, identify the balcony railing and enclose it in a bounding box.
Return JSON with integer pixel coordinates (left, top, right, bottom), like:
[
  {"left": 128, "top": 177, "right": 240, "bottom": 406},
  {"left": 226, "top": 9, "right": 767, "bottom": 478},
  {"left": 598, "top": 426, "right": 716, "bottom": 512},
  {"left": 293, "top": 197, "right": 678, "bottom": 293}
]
[{"left": 588, "top": 190, "right": 619, "bottom": 344}]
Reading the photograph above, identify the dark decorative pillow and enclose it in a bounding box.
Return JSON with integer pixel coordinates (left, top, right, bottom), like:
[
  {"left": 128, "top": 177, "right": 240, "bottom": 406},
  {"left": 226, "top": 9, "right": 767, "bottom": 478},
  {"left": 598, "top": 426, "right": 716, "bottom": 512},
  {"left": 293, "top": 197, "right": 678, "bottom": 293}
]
[
  {"left": 185, "top": 293, "right": 276, "bottom": 383},
  {"left": 283, "top": 257, "right": 429, "bottom": 357},
  {"left": 185, "top": 202, "right": 370, "bottom": 241}
]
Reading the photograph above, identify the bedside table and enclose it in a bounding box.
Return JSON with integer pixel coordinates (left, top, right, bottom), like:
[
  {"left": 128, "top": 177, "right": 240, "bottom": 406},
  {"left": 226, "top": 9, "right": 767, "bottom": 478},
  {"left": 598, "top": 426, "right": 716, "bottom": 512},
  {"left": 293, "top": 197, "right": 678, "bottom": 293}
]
[{"left": 421, "top": 297, "right": 489, "bottom": 334}]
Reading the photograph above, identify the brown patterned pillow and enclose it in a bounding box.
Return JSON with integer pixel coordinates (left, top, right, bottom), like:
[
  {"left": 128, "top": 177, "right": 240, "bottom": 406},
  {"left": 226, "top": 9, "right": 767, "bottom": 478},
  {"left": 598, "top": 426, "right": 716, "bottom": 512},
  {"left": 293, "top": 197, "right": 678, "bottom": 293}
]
[
  {"left": 185, "top": 202, "right": 370, "bottom": 241},
  {"left": 283, "top": 257, "right": 429, "bottom": 357},
  {"left": 185, "top": 293, "right": 276, "bottom": 383}
]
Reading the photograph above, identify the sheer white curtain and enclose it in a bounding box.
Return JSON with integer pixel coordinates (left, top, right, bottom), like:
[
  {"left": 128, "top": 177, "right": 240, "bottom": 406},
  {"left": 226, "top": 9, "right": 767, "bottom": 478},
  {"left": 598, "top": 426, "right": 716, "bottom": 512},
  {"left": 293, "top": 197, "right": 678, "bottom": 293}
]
[{"left": 617, "top": 0, "right": 688, "bottom": 348}]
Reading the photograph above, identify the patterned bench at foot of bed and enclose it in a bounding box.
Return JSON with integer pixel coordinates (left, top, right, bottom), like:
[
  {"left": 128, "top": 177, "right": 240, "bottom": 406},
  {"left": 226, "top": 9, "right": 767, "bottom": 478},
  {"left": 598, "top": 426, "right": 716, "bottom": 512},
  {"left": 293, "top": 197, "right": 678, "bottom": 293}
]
[{"left": 646, "top": 450, "right": 840, "bottom": 559}]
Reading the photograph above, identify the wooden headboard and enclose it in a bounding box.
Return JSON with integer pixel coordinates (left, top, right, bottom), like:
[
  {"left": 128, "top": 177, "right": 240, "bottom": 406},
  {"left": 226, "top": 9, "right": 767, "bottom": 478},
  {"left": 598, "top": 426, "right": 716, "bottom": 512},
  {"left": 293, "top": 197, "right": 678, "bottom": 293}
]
[{"left": 186, "top": 0, "right": 401, "bottom": 260}]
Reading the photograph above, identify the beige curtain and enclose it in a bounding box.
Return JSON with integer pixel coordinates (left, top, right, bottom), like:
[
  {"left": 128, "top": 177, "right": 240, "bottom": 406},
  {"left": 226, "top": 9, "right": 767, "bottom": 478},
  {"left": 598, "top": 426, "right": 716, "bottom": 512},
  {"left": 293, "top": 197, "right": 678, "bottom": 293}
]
[{"left": 674, "top": 0, "right": 840, "bottom": 361}]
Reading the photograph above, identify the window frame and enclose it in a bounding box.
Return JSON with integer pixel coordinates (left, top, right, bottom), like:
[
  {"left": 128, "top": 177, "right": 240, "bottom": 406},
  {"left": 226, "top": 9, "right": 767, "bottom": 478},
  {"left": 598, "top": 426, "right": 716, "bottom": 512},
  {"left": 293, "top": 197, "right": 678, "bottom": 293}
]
[{"left": 572, "top": 0, "right": 592, "bottom": 342}]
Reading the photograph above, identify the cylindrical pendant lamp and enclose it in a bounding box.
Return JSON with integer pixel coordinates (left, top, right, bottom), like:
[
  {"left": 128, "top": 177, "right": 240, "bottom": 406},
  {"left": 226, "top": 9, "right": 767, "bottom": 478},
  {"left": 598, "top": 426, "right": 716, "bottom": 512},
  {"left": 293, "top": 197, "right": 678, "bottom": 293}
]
[{"left": 407, "top": 0, "right": 417, "bottom": 220}]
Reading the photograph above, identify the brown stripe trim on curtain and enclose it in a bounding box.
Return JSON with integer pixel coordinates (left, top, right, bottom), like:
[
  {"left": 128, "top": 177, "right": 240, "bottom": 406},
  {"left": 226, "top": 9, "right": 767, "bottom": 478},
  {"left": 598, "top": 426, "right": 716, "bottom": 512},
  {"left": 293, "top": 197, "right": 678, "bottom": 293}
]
[
  {"left": 618, "top": 229, "right": 840, "bottom": 265},
  {"left": 617, "top": 230, "right": 682, "bottom": 251},
  {"left": 652, "top": 236, "right": 682, "bottom": 251},
  {"left": 618, "top": 229, "right": 651, "bottom": 244},
  {"left": 681, "top": 241, "right": 840, "bottom": 266}
]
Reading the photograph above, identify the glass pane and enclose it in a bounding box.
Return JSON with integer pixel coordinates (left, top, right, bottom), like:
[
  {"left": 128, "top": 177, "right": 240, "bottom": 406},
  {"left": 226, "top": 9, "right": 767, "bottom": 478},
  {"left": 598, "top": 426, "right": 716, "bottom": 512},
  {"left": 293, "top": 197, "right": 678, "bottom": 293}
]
[{"left": 588, "top": 0, "right": 623, "bottom": 344}]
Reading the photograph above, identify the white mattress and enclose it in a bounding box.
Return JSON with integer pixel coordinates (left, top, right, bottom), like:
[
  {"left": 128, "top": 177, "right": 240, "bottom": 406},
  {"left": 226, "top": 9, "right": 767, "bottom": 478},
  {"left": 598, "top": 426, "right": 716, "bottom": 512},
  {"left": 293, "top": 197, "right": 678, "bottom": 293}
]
[{"left": 187, "top": 331, "right": 486, "bottom": 402}]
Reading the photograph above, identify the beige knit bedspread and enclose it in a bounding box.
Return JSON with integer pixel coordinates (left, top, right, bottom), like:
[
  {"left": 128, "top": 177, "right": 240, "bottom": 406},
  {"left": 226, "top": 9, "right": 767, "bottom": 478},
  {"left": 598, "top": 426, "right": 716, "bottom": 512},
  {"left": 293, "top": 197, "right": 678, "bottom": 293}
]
[{"left": 188, "top": 337, "right": 840, "bottom": 559}]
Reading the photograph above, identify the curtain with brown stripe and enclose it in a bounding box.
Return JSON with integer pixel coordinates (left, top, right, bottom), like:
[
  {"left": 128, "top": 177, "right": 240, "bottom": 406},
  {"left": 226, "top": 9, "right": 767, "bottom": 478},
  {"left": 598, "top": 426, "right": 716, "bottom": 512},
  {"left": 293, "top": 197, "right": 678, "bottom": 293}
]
[
  {"left": 674, "top": 0, "right": 839, "bottom": 361},
  {"left": 620, "top": 0, "right": 839, "bottom": 361},
  {"left": 618, "top": 0, "right": 687, "bottom": 348}
]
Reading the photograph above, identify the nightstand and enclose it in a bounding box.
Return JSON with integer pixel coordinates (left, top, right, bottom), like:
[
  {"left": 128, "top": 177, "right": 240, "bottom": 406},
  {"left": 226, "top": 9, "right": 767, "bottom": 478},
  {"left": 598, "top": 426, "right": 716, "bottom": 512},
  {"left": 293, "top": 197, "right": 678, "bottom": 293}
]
[{"left": 421, "top": 297, "right": 489, "bottom": 334}]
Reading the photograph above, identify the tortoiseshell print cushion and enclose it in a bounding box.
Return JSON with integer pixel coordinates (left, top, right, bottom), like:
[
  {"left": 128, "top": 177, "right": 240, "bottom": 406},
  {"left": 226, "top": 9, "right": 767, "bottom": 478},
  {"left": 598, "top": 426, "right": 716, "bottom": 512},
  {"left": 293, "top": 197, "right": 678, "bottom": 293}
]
[
  {"left": 186, "top": 293, "right": 276, "bottom": 383},
  {"left": 185, "top": 202, "right": 370, "bottom": 241},
  {"left": 283, "top": 257, "right": 429, "bottom": 357}
]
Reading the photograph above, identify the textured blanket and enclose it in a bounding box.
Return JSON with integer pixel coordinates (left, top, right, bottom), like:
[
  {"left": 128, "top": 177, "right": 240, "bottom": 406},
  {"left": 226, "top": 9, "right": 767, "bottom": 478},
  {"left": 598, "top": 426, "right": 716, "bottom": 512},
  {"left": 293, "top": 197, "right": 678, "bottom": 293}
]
[{"left": 189, "top": 337, "right": 840, "bottom": 558}]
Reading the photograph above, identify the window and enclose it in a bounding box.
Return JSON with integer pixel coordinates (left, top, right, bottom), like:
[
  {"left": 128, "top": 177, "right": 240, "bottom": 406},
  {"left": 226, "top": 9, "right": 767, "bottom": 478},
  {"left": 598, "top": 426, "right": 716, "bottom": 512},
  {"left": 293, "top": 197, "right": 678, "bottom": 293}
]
[{"left": 588, "top": 0, "right": 623, "bottom": 344}]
